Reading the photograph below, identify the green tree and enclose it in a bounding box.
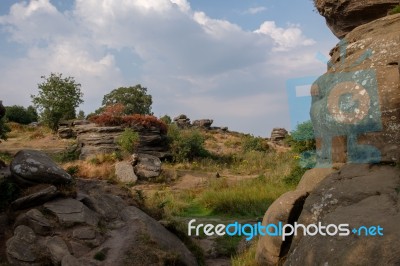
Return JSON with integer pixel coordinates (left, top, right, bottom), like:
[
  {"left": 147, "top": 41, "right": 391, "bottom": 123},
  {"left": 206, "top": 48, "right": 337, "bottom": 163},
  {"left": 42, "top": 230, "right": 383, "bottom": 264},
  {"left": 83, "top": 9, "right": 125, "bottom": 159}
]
[
  {"left": 100, "top": 85, "right": 152, "bottom": 115},
  {"left": 5, "top": 105, "right": 38, "bottom": 124},
  {"left": 286, "top": 120, "right": 316, "bottom": 153},
  {"left": 31, "top": 73, "right": 84, "bottom": 131},
  {"left": 77, "top": 110, "right": 85, "bottom": 120}
]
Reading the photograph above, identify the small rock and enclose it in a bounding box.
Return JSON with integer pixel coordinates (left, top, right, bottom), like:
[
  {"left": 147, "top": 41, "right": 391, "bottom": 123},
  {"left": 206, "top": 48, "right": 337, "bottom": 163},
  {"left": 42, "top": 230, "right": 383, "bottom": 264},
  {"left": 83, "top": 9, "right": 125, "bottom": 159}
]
[
  {"left": 15, "top": 209, "right": 52, "bottom": 236},
  {"left": 115, "top": 161, "right": 137, "bottom": 184},
  {"left": 6, "top": 225, "right": 39, "bottom": 264},
  {"left": 46, "top": 236, "right": 70, "bottom": 265},
  {"left": 11, "top": 185, "right": 59, "bottom": 210},
  {"left": 133, "top": 153, "right": 161, "bottom": 180},
  {"left": 73, "top": 227, "right": 96, "bottom": 240},
  {"left": 44, "top": 198, "right": 99, "bottom": 227},
  {"left": 69, "top": 241, "right": 92, "bottom": 258}
]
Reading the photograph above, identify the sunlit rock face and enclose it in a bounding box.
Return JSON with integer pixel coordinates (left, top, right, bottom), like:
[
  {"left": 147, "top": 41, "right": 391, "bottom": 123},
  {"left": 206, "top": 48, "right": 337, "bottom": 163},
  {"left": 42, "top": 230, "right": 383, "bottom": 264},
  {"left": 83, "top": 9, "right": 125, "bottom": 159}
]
[
  {"left": 314, "top": 0, "right": 399, "bottom": 38},
  {"left": 310, "top": 14, "right": 400, "bottom": 165}
]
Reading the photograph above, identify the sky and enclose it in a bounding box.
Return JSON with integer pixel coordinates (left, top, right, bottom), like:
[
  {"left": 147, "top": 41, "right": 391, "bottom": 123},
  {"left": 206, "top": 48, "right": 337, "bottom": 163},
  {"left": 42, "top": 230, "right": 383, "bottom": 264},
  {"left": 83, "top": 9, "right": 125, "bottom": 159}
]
[{"left": 0, "top": 0, "right": 338, "bottom": 136}]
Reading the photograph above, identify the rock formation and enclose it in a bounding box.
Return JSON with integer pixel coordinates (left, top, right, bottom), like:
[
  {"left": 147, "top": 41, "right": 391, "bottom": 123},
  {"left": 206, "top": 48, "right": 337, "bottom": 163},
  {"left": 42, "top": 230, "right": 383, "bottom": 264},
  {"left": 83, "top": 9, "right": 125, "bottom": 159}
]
[
  {"left": 0, "top": 149, "right": 198, "bottom": 266},
  {"left": 66, "top": 123, "right": 168, "bottom": 160},
  {"left": 257, "top": 6, "right": 400, "bottom": 266},
  {"left": 270, "top": 128, "right": 288, "bottom": 144},
  {"left": 312, "top": 14, "right": 400, "bottom": 165},
  {"left": 314, "top": 0, "right": 399, "bottom": 38},
  {"left": 173, "top": 114, "right": 191, "bottom": 128},
  {"left": 192, "top": 119, "right": 213, "bottom": 129}
]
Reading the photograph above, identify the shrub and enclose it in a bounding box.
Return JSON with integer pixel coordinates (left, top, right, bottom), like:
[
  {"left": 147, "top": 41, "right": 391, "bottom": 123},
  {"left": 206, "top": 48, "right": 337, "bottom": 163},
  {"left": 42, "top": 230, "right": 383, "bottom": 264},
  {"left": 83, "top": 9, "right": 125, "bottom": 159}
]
[
  {"left": 286, "top": 120, "right": 316, "bottom": 153},
  {"left": 160, "top": 115, "right": 172, "bottom": 125},
  {"left": 5, "top": 105, "right": 38, "bottom": 124},
  {"left": 117, "top": 128, "right": 139, "bottom": 154},
  {"left": 241, "top": 135, "right": 268, "bottom": 152},
  {"left": 89, "top": 105, "right": 167, "bottom": 134},
  {"left": 168, "top": 124, "right": 208, "bottom": 162},
  {"left": 0, "top": 117, "right": 10, "bottom": 142},
  {"left": 388, "top": 5, "right": 400, "bottom": 15},
  {"left": 283, "top": 164, "right": 308, "bottom": 186}
]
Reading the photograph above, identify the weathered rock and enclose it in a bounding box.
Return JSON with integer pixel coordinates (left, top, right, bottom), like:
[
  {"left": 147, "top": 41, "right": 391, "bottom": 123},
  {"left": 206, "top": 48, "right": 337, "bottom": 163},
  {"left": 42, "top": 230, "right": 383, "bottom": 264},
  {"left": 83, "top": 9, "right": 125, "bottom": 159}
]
[
  {"left": 61, "top": 255, "right": 99, "bottom": 266},
  {"left": 15, "top": 209, "right": 52, "bottom": 236},
  {"left": 193, "top": 119, "right": 213, "bottom": 129},
  {"left": 46, "top": 236, "right": 70, "bottom": 265},
  {"left": 44, "top": 198, "right": 99, "bottom": 227},
  {"left": 75, "top": 124, "right": 124, "bottom": 160},
  {"left": 69, "top": 241, "right": 92, "bottom": 258},
  {"left": 296, "top": 167, "right": 336, "bottom": 193},
  {"left": 173, "top": 114, "right": 191, "bottom": 128},
  {"left": 311, "top": 14, "right": 400, "bottom": 165},
  {"left": 284, "top": 164, "right": 400, "bottom": 265},
  {"left": 270, "top": 128, "right": 288, "bottom": 143},
  {"left": 114, "top": 161, "right": 137, "bottom": 184},
  {"left": 97, "top": 206, "right": 197, "bottom": 266},
  {"left": 256, "top": 190, "right": 309, "bottom": 265},
  {"left": 73, "top": 227, "right": 96, "bottom": 240},
  {"left": 314, "top": 0, "right": 399, "bottom": 38},
  {"left": 11, "top": 185, "right": 59, "bottom": 210},
  {"left": 133, "top": 153, "right": 162, "bottom": 180},
  {"left": 74, "top": 124, "right": 169, "bottom": 159},
  {"left": 6, "top": 225, "right": 41, "bottom": 265},
  {"left": 80, "top": 193, "right": 127, "bottom": 221},
  {"left": 58, "top": 127, "right": 74, "bottom": 139},
  {"left": 10, "top": 150, "right": 73, "bottom": 186}
]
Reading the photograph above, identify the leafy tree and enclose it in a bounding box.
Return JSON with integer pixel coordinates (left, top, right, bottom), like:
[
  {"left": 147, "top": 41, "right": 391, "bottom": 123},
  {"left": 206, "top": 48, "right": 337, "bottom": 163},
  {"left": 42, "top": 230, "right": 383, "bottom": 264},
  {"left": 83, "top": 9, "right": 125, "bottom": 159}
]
[
  {"left": 286, "top": 120, "right": 316, "bottom": 153},
  {"left": 77, "top": 110, "right": 85, "bottom": 120},
  {"left": 100, "top": 85, "right": 152, "bottom": 115},
  {"left": 5, "top": 105, "right": 38, "bottom": 124},
  {"left": 31, "top": 73, "right": 84, "bottom": 131},
  {"left": 160, "top": 115, "right": 172, "bottom": 125}
]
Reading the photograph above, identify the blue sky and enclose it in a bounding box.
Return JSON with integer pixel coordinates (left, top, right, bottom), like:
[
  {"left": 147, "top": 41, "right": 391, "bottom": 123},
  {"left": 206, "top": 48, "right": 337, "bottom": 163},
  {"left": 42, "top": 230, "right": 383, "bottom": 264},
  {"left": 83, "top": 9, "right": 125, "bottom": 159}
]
[{"left": 0, "top": 0, "right": 337, "bottom": 136}]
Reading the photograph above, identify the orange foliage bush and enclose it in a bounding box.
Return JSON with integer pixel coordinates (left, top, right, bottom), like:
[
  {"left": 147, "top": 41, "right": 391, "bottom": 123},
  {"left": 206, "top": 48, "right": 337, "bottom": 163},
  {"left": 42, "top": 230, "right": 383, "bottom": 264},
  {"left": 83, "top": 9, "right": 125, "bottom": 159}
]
[{"left": 89, "top": 104, "right": 167, "bottom": 134}]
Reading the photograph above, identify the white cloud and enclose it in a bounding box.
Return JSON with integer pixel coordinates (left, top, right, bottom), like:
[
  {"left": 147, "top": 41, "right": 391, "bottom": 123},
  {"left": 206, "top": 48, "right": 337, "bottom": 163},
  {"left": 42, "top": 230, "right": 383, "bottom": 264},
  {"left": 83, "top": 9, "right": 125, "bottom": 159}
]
[
  {"left": 243, "top": 6, "right": 267, "bottom": 15},
  {"left": 0, "top": 0, "right": 330, "bottom": 135},
  {"left": 255, "top": 21, "right": 315, "bottom": 51}
]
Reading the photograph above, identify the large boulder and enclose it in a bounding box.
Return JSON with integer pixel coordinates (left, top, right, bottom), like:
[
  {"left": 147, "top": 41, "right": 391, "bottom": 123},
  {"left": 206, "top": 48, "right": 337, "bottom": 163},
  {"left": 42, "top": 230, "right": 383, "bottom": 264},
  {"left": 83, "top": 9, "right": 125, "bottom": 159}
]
[
  {"left": 10, "top": 150, "right": 73, "bottom": 186},
  {"left": 314, "top": 0, "right": 399, "bottom": 38},
  {"left": 2, "top": 169, "right": 198, "bottom": 266},
  {"left": 284, "top": 164, "right": 400, "bottom": 265},
  {"left": 311, "top": 14, "right": 400, "bottom": 165},
  {"left": 256, "top": 190, "right": 309, "bottom": 265}
]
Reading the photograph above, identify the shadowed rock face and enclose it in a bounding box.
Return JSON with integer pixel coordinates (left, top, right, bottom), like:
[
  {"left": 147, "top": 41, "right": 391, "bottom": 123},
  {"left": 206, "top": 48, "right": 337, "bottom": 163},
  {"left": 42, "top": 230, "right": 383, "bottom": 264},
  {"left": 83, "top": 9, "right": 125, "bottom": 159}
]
[
  {"left": 311, "top": 14, "right": 400, "bottom": 165},
  {"left": 285, "top": 164, "right": 400, "bottom": 265},
  {"left": 314, "top": 0, "right": 399, "bottom": 38}
]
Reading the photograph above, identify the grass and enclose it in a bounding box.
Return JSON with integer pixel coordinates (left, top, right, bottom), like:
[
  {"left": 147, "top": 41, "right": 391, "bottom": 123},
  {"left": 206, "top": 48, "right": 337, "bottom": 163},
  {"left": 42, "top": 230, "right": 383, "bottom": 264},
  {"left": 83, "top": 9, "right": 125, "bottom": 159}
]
[
  {"left": 231, "top": 240, "right": 258, "bottom": 266},
  {"left": 0, "top": 152, "right": 13, "bottom": 164},
  {"left": 388, "top": 5, "right": 400, "bottom": 15},
  {"left": 198, "top": 178, "right": 289, "bottom": 217},
  {"left": 144, "top": 150, "right": 299, "bottom": 219},
  {"left": 62, "top": 153, "right": 122, "bottom": 180}
]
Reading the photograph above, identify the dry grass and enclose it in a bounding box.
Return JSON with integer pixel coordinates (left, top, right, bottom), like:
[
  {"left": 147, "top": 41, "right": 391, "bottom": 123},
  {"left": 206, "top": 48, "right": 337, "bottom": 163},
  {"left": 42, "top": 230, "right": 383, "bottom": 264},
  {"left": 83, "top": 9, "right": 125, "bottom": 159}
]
[
  {"left": 0, "top": 122, "right": 73, "bottom": 155},
  {"left": 63, "top": 160, "right": 116, "bottom": 180},
  {"left": 231, "top": 240, "right": 258, "bottom": 266}
]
